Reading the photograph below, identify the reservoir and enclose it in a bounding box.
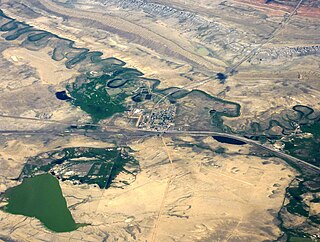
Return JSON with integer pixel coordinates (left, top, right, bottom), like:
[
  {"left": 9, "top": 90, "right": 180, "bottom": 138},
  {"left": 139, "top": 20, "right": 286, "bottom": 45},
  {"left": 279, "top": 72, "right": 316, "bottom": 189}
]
[{"left": 1, "top": 173, "right": 81, "bottom": 232}]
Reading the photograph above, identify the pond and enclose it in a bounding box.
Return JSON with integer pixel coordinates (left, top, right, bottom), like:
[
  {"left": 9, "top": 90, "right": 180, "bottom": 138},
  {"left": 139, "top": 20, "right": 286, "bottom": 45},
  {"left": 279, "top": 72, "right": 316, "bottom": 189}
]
[
  {"left": 55, "top": 91, "right": 71, "bottom": 100},
  {"left": 212, "top": 136, "right": 246, "bottom": 145}
]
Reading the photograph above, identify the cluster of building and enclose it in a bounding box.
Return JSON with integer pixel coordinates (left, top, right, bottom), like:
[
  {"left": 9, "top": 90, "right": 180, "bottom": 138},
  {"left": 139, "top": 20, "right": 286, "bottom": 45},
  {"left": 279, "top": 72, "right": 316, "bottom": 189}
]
[
  {"left": 127, "top": 104, "right": 176, "bottom": 131},
  {"left": 254, "top": 45, "right": 320, "bottom": 61},
  {"left": 147, "top": 105, "right": 176, "bottom": 130}
]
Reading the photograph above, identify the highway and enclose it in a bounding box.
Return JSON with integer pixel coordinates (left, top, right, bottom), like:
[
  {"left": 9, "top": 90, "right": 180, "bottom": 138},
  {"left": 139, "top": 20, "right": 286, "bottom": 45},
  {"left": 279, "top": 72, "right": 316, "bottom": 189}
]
[{"left": 1, "top": 125, "right": 319, "bottom": 173}]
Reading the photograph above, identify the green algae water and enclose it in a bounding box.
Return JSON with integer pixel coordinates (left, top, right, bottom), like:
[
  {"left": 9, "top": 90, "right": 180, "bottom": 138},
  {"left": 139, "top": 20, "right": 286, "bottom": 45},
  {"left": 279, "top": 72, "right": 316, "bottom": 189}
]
[{"left": 2, "top": 174, "right": 81, "bottom": 232}]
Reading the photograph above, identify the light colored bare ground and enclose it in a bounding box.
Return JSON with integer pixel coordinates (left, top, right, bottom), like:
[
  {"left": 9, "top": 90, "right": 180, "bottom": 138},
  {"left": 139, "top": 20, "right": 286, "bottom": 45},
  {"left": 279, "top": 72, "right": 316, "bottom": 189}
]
[
  {"left": 0, "top": 136, "right": 114, "bottom": 191},
  {"left": 2, "top": 0, "right": 320, "bottom": 125},
  {"left": 2, "top": 47, "right": 77, "bottom": 85},
  {"left": 0, "top": 135, "right": 297, "bottom": 241},
  {"left": 0, "top": 2, "right": 316, "bottom": 241},
  {"left": 4, "top": 0, "right": 226, "bottom": 74},
  {"left": 197, "top": 56, "right": 320, "bottom": 130},
  {"left": 1, "top": 9, "right": 198, "bottom": 90}
]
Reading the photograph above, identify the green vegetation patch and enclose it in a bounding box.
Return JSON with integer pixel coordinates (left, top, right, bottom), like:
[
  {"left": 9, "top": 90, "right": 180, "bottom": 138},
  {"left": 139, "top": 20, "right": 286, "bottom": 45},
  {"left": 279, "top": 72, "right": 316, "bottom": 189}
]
[
  {"left": 67, "top": 75, "right": 127, "bottom": 122},
  {"left": 1, "top": 174, "right": 82, "bottom": 232},
  {"left": 301, "top": 123, "right": 320, "bottom": 136},
  {"left": 22, "top": 147, "right": 140, "bottom": 189},
  {"left": 283, "top": 137, "right": 320, "bottom": 167},
  {"left": 66, "top": 67, "right": 146, "bottom": 121},
  {"left": 289, "top": 237, "right": 313, "bottom": 242},
  {"left": 278, "top": 174, "right": 320, "bottom": 241},
  {"left": 283, "top": 121, "right": 320, "bottom": 167}
]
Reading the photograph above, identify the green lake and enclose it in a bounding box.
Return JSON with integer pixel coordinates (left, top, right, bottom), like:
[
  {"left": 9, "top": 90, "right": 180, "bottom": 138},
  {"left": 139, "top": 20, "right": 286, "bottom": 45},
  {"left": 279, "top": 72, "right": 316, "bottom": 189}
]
[{"left": 1, "top": 173, "right": 81, "bottom": 232}]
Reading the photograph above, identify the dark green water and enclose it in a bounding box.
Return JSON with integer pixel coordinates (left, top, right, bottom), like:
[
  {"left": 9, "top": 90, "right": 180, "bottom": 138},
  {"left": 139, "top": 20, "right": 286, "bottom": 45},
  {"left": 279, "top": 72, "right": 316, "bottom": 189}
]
[{"left": 2, "top": 174, "right": 81, "bottom": 232}]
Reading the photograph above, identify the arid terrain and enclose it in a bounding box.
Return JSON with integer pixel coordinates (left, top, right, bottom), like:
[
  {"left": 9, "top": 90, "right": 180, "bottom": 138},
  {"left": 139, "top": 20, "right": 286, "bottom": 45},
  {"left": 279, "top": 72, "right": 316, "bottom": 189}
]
[{"left": 0, "top": 0, "right": 319, "bottom": 241}]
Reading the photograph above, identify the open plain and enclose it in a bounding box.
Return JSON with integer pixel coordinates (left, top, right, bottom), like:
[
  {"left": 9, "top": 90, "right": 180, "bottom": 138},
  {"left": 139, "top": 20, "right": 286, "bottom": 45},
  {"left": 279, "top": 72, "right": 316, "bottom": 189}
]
[{"left": 0, "top": 0, "right": 319, "bottom": 241}]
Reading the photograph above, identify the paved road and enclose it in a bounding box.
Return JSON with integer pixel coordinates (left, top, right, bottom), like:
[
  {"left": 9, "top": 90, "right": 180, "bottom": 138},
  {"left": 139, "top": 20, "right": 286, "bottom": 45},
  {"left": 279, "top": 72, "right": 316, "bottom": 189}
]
[{"left": 1, "top": 126, "right": 319, "bottom": 173}]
